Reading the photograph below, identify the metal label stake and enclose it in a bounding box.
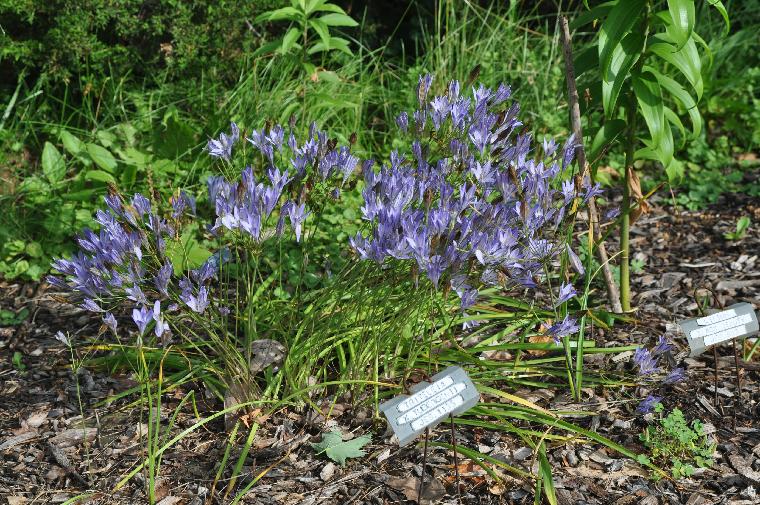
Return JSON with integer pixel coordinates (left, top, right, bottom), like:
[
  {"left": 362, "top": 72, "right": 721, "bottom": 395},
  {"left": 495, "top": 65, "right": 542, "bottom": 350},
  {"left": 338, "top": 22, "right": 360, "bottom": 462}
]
[
  {"left": 381, "top": 366, "right": 479, "bottom": 503},
  {"left": 680, "top": 301, "right": 758, "bottom": 425}
]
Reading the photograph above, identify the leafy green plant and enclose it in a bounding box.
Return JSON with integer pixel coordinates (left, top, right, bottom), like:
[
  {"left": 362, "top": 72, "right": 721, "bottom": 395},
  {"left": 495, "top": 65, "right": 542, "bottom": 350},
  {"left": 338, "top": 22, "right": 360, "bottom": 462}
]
[
  {"left": 574, "top": 0, "right": 730, "bottom": 311},
  {"left": 254, "top": 0, "right": 358, "bottom": 77},
  {"left": 724, "top": 215, "right": 751, "bottom": 240},
  {"left": 0, "top": 307, "right": 29, "bottom": 326},
  {"left": 310, "top": 430, "right": 371, "bottom": 466},
  {"left": 638, "top": 403, "right": 715, "bottom": 479}
]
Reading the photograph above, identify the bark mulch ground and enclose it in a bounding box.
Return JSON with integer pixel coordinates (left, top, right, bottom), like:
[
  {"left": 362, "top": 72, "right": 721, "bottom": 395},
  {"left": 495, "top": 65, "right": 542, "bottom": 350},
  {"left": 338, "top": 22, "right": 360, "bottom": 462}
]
[{"left": 1, "top": 195, "right": 759, "bottom": 505}]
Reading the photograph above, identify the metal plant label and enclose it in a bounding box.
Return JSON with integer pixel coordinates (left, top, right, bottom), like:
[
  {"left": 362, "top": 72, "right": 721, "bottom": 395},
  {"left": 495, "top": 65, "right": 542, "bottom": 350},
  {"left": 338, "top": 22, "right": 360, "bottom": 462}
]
[
  {"left": 380, "top": 366, "right": 479, "bottom": 446},
  {"left": 680, "top": 303, "right": 759, "bottom": 357}
]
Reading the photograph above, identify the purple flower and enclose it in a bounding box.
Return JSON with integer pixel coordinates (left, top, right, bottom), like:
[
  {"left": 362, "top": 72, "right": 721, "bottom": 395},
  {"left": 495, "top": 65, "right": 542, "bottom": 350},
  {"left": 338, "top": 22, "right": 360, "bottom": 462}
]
[
  {"left": 152, "top": 300, "right": 170, "bottom": 338},
  {"left": 103, "top": 312, "right": 118, "bottom": 334},
  {"left": 207, "top": 122, "right": 239, "bottom": 160},
  {"left": 417, "top": 74, "right": 434, "bottom": 106},
  {"left": 171, "top": 191, "right": 196, "bottom": 218},
  {"left": 548, "top": 315, "right": 580, "bottom": 344},
  {"left": 81, "top": 298, "right": 104, "bottom": 313},
  {"left": 396, "top": 112, "right": 409, "bottom": 132},
  {"left": 664, "top": 367, "right": 686, "bottom": 384},
  {"left": 132, "top": 305, "right": 153, "bottom": 335},
  {"left": 636, "top": 395, "right": 662, "bottom": 414},
  {"left": 154, "top": 261, "right": 173, "bottom": 297},
  {"left": 651, "top": 336, "right": 673, "bottom": 356},
  {"left": 131, "top": 194, "right": 151, "bottom": 217},
  {"left": 566, "top": 245, "right": 585, "bottom": 276},
  {"left": 126, "top": 284, "right": 148, "bottom": 305},
  {"left": 286, "top": 202, "right": 310, "bottom": 242},
  {"left": 181, "top": 284, "right": 209, "bottom": 314},
  {"left": 633, "top": 347, "right": 660, "bottom": 376},
  {"left": 604, "top": 207, "right": 620, "bottom": 220},
  {"left": 555, "top": 282, "right": 577, "bottom": 307}
]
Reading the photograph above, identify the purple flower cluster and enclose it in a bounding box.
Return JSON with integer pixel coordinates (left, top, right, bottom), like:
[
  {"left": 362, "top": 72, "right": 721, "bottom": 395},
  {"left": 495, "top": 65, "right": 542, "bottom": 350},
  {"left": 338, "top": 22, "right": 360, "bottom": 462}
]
[
  {"left": 206, "top": 122, "right": 357, "bottom": 243},
  {"left": 47, "top": 187, "right": 231, "bottom": 338},
  {"left": 351, "top": 76, "right": 591, "bottom": 320},
  {"left": 49, "top": 118, "right": 360, "bottom": 340},
  {"left": 633, "top": 335, "right": 687, "bottom": 414}
]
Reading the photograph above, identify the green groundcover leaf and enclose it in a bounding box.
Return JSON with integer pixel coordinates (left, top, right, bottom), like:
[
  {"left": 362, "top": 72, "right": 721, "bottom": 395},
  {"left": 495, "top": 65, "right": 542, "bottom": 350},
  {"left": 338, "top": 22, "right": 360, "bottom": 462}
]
[{"left": 310, "top": 430, "right": 370, "bottom": 466}]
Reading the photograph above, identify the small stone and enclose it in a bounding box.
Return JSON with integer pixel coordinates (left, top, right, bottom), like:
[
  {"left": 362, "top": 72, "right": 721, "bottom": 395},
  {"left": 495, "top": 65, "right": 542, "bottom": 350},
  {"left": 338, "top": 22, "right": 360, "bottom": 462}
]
[
  {"left": 320, "top": 462, "right": 336, "bottom": 481},
  {"left": 565, "top": 450, "right": 579, "bottom": 467},
  {"left": 512, "top": 447, "right": 532, "bottom": 461}
]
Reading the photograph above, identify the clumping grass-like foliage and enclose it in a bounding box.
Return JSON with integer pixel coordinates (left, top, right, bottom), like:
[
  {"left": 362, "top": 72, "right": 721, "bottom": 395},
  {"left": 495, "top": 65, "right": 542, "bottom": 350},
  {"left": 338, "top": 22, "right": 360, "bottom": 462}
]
[{"left": 48, "top": 75, "right": 604, "bottom": 401}]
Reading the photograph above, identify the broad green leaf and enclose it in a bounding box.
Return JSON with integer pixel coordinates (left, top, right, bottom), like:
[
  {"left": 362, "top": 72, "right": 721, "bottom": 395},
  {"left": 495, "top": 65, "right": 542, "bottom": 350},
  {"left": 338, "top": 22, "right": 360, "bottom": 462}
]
[
  {"left": 318, "top": 13, "right": 358, "bottom": 27},
  {"left": 598, "top": 0, "right": 645, "bottom": 80},
  {"left": 324, "top": 36, "right": 352, "bottom": 56},
  {"left": 309, "top": 19, "right": 331, "bottom": 48},
  {"left": 281, "top": 27, "right": 301, "bottom": 53},
  {"left": 253, "top": 39, "right": 284, "bottom": 57},
  {"left": 166, "top": 229, "right": 212, "bottom": 275},
  {"left": 636, "top": 120, "right": 674, "bottom": 169},
  {"left": 648, "top": 36, "right": 703, "bottom": 99},
  {"left": 316, "top": 70, "right": 341, "bottom": 83},
  {"left": 602, "top": 31, "right": 645, "bottom": 117},
  {"left": 25, "top": 242, "right": 43, "bottom": 258},
  {"left": 310, "top": 430, "right": 370, "bottom": 466},
  {"left": 632, "top": 71, "right": 665, "bottom": 148},
  {"left": 255, "top": 6, "right": 300, "bottom": 23},
  {"left": 313, "top": 3, "right": 348, "bottom": 14},
  {"left": 570, "top": 1, "right": 616, "bottom": 30},
  {"left": 666, "top": 158, "right": 685, "bottom": 183},
  {"left": 60, "top": 130, "right": 84, "bottom": 155},
  {"left": 664, "top": 106, "right": 686, "bottom": 148},
  {"left": 96, "top": 129, "right": 117, "bottom": 148},
  {"left": 573, "top": 46, "right": 598, "bottom": 78},
  {"left": 647, "top": 66, "right": 701, "bottom": 137},
  {"left": 86, "top": 143, "right": 118, "bottom": 173},
  {"left": 41, "top": 142, "right": 66, "bottom": 183},
  {"left": 707, "top": 0, "right": 730, "bottom": 34},
  {"left": 62, "top": 189, "right": 98, "bottom": 201},
  {"left": 304, "top": 0, "right": 325, "bottom": 14},
  {"left": 590, "top": 119, "right": 626, "bottom": 160},
  {"left": 666, "top": 0, "right": 695, "bottom": 49},
  {"left": 84, "top": 170, "right": 117, "bottom": 184}
]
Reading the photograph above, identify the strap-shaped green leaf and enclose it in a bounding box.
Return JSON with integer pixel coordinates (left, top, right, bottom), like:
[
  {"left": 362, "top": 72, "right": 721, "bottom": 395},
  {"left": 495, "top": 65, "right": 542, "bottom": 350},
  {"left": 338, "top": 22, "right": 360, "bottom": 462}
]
[
  {"left": 538, "top": 444, "right": 558, "bottom": 505},
  {"left": 590, "top": 119, "right": 627, "bottom": 160},
  {"left": 570, "top": 1, "right": 616, "bottom": 30},
  {"left": 666, "top": 0, "right": 695, "bottom": 49},
  {"left": 281, "top": 27, "right": 301, "bottom": 53},
  {"left": 633, "top": 71, "right": 665, "bottom": 148},
  {"left": 313, "top": 2, "right": 349, "bottom": 14},
  {"left": 304, "top": 0, "right": 326, "bottom": 15},
  {"left": 646, "top": 66, "right": 701, "bottom": 138},
  {"left": 319, "top": 13, "right": 358, "bottom": 27},
  {"left": 707, "top": 0, "right": 730, "bottom": 34},
  {"left": 603, "top": 31, "right": 645, "bottom": 117},
  {"left": 648, "top": 35, "right": 703, "bottom": 100},
  {"left": 599, "top": 0, "right": 646, "bottom": 80},
  {"left": 255, "top": 6, "right": 301, "bottom": 24},
  {"left": 635, "top": 119, "right": 674, "bottom": 169},
  {"left": 664, "top": 106, "right": 686, "bottom": 148},
  {"left": 309, "top": 19, "right": 332, "bottom": 48}
]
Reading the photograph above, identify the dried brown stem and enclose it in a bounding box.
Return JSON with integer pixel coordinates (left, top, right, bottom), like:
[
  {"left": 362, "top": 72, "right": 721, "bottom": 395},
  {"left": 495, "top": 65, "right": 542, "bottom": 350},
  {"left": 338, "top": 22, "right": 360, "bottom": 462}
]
[{"left": 559, "top": 16, "right": 623, "bottom": 314}]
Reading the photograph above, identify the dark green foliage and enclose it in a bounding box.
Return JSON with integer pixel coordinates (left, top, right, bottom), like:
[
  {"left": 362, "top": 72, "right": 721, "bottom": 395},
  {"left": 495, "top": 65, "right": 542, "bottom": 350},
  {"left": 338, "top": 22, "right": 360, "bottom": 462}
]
[{"left": 0, "top": 0, "right": 280, "bottom": 88}]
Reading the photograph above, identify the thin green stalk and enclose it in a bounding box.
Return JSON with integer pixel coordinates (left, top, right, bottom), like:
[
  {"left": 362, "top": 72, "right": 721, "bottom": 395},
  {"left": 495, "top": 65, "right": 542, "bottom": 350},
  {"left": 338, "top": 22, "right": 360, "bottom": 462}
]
[{"left": 620, "top": 100, "right": 638, "bottom": 312}]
